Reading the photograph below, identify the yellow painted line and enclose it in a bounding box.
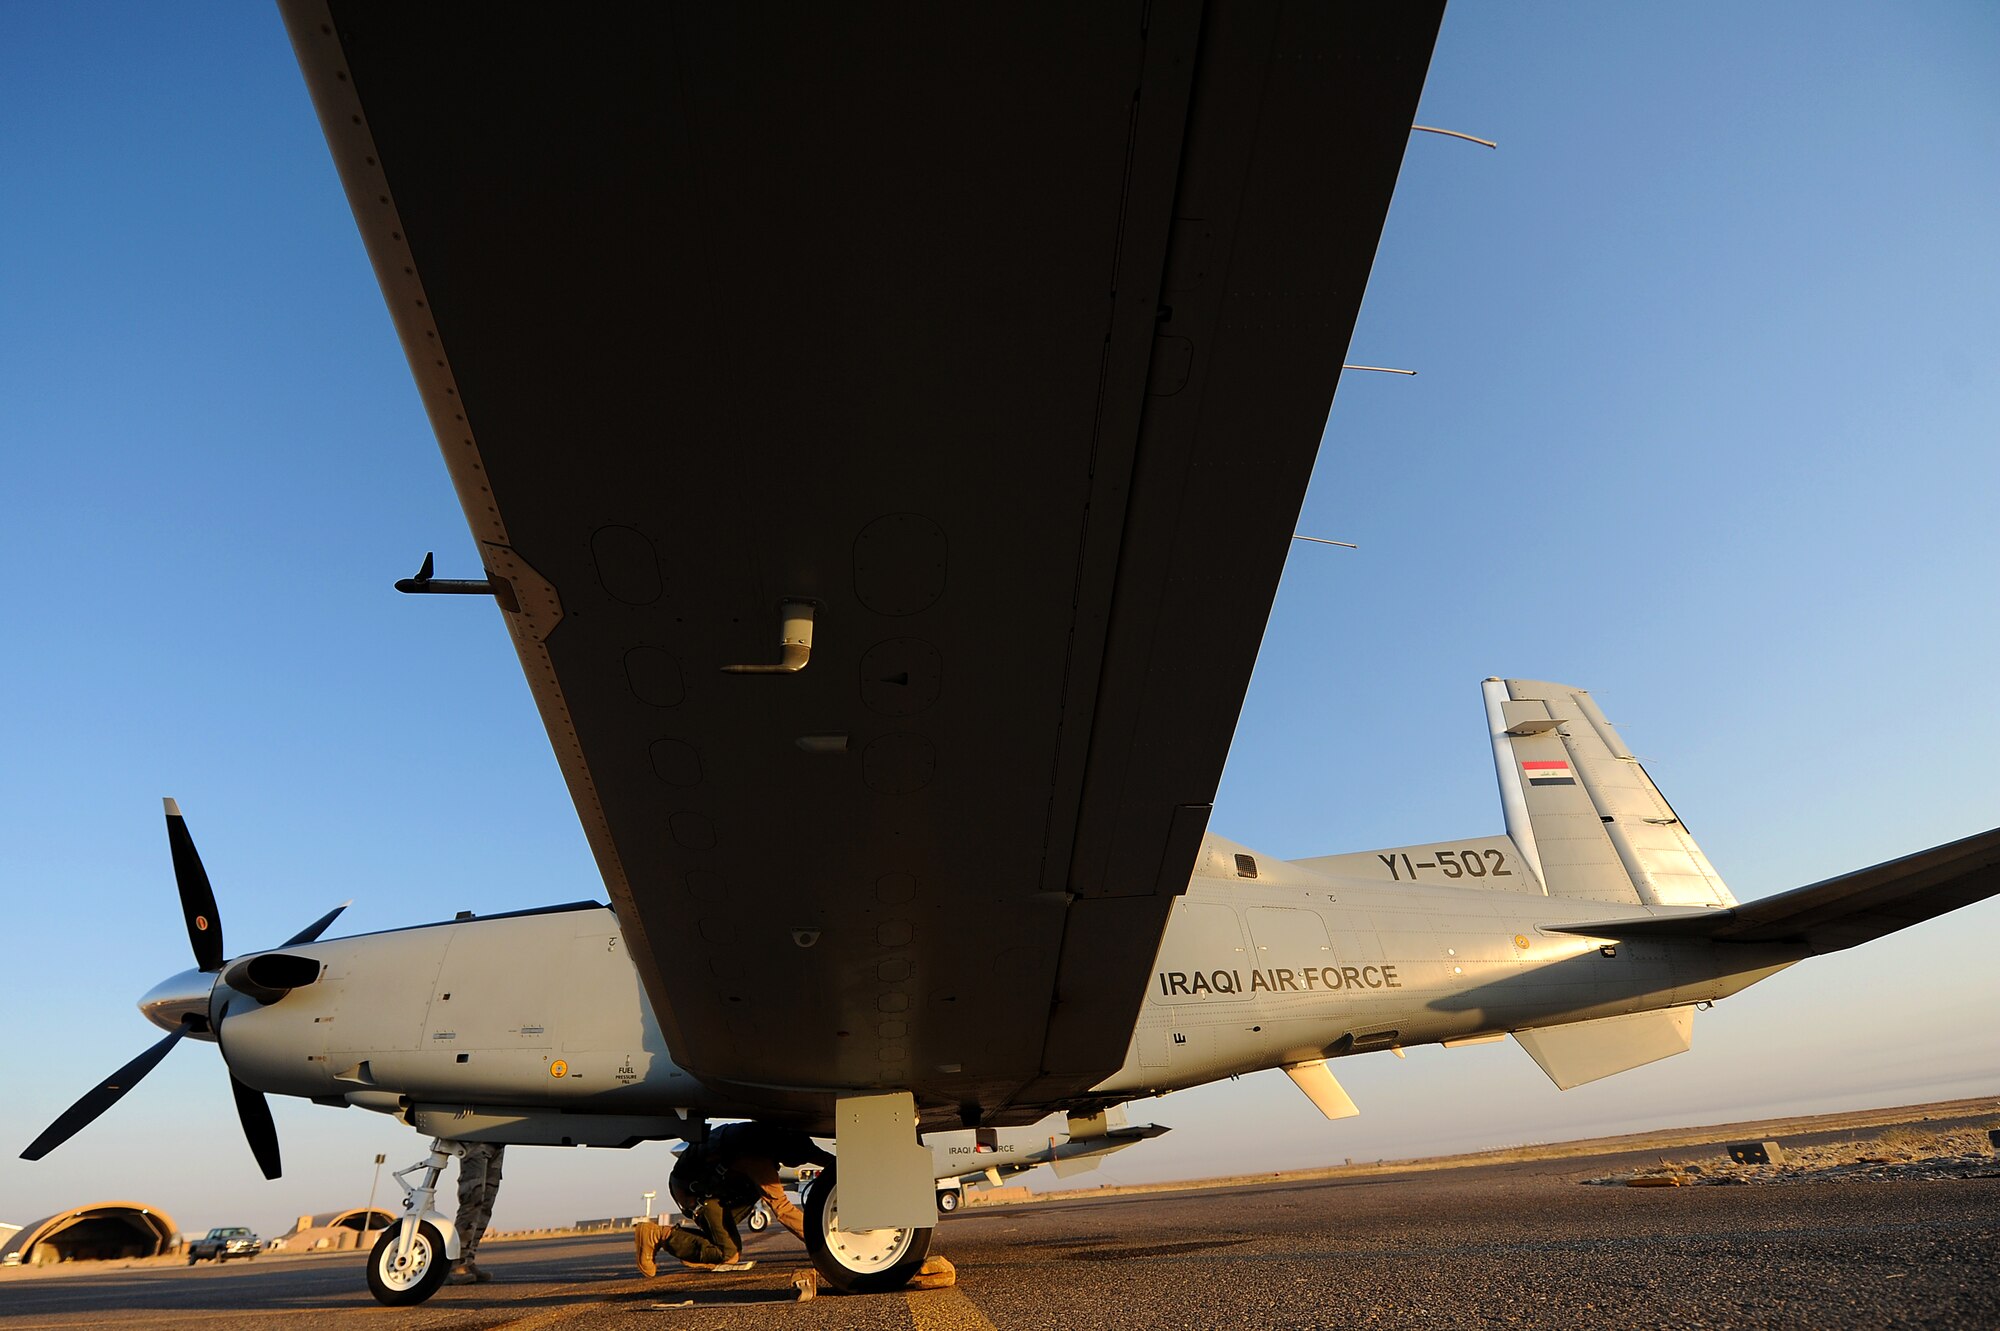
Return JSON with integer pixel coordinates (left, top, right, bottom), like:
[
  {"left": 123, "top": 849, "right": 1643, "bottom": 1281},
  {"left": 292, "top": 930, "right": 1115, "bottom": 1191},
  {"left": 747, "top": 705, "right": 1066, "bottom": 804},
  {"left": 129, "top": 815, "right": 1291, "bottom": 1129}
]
[{"left": 907, "top": 1286, "right": 1000, "bottom": 1331}]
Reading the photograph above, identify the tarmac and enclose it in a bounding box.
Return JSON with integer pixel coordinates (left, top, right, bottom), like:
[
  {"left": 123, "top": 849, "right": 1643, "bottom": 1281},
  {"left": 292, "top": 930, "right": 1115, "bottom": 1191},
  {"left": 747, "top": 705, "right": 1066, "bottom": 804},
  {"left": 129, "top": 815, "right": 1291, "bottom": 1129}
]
[{"left": 4, "top": 1137, "right": 1996, "bottom": 1330}]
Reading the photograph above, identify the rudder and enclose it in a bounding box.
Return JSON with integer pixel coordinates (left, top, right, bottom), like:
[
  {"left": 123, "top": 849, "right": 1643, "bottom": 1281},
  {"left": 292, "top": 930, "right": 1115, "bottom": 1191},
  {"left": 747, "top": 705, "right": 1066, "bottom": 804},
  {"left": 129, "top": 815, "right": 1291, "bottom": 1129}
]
[{"left": 1482, "top": 678, "right": 1735, "bottom": 909}]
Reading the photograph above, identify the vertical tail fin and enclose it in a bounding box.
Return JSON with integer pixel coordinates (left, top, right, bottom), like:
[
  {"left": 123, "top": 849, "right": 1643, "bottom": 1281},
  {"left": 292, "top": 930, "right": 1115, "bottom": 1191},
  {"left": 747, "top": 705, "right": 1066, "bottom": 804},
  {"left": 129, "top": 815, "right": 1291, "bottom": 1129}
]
[{"left": 1482, "top": 679, "right": 1735, "bottom": 908}]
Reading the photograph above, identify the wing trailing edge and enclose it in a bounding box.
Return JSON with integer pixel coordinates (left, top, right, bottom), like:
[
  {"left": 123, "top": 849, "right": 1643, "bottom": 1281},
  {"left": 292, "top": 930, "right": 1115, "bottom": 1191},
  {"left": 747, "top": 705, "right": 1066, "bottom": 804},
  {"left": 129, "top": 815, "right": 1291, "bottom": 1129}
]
[{"left": 1547, "top": 826, "right": 2000, "bottom": 954}]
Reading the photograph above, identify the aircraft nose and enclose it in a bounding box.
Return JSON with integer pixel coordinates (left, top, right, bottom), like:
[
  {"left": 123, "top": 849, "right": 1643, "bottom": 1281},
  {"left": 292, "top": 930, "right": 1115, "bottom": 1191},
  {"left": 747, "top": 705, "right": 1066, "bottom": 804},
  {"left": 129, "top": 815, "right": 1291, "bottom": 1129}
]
[{"left": 138, "top": 967, "right": 219, "bottom": 1039}]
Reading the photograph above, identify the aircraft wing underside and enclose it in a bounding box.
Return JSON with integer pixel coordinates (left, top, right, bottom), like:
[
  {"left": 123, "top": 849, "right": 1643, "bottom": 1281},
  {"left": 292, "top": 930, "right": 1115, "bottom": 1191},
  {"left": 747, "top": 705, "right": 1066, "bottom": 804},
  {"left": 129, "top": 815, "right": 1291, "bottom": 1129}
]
[{"left": 283, "top": 2, "right": 1442, "bottom": 1125}]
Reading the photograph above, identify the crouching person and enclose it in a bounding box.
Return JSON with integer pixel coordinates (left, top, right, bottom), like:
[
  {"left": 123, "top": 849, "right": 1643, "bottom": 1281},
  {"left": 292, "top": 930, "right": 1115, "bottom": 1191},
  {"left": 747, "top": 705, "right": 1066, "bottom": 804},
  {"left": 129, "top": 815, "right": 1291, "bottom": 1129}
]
[
  {"left": 633, "top": 1123, "right": 835, "bottom": 1276},
  {"left": 634, "top": 1136, "right": 756, "bottom": 1275},
  {"left": 707, "top": 1121, "right": 836, "bottom": 1245}
]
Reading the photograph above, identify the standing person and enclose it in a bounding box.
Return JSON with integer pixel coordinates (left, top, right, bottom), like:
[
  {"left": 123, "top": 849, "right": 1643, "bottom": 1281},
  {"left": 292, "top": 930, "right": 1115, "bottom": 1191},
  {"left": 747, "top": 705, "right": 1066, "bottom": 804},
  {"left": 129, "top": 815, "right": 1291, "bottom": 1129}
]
[{"left": 445, "top": 1140, "right": 505, "bottom": 1285}]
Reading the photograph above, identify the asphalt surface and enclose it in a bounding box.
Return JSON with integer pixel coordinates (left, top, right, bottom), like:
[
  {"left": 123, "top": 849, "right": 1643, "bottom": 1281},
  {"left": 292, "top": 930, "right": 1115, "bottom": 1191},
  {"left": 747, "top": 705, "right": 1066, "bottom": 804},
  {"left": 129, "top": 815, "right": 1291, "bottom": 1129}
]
[{"left": 5, "top": 1154, "right": 1996, "bottom": 1330}]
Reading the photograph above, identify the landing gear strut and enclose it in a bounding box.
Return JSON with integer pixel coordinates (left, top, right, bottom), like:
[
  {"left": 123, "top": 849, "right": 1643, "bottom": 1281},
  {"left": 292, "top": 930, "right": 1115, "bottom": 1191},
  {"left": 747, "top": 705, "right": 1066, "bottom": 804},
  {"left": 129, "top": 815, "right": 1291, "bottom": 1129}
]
[
  {"left": 366, "top": 1138, "right": 462, "bottom": 1306},
  {"left": 801, "top": 1167, "right": 934, "bottom": 1293}
]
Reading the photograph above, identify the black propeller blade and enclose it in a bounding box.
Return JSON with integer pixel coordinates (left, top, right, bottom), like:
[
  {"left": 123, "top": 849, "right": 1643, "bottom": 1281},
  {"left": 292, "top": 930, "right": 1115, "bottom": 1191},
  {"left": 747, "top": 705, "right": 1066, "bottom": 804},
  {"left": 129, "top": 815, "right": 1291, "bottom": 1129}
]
[
  {"left": 20, "top": 1022, "right": 190, "bottom": 1161},
  {"left": 20, "top": 800, "right": 346, "bottom": 1179},
  {"left": 228, "top": 1074, "right": 283, "bottom": 1180},
  {"left": 165, "top": 797, "right": 223, "bottom": 971},
  {"left": 280, "top": 900, "right": 352, "bottom": 948}
]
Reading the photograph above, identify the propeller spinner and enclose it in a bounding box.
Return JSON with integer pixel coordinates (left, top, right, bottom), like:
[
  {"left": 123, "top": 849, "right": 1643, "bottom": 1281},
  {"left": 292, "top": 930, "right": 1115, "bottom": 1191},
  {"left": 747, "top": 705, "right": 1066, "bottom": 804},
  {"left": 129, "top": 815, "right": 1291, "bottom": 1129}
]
[{"left": 19, "top": 800, "right": 348, "bottom": 1180}]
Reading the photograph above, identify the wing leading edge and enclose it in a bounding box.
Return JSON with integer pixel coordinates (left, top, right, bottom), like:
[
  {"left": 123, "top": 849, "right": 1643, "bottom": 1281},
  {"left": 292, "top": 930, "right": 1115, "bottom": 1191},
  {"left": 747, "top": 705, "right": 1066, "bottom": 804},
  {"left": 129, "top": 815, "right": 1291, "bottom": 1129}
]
[{"left": 283, "top": 2, "right": 1443, "bottom": 1126}]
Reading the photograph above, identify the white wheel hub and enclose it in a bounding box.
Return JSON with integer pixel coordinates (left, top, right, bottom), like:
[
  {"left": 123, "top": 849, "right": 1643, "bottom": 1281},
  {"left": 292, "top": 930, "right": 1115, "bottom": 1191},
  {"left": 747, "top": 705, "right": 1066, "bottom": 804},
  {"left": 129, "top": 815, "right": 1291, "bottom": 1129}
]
[
  {"left": 821, "top": 1189, "right": 916, "bottom": 1273},
  {"left": 378, "top": 1234, "right": 433, "bottom": 1291}
]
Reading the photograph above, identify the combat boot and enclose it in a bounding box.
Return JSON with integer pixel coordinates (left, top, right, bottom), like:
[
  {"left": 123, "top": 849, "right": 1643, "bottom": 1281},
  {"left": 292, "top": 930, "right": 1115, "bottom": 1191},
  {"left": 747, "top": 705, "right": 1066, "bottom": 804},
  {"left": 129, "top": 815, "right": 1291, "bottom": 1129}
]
[
  {"left": 445, "top": 1260, "right": 478, "bottom": 1286},
  {"left": 633, "top": 1219, "right": 660, "bottom": 1277}
]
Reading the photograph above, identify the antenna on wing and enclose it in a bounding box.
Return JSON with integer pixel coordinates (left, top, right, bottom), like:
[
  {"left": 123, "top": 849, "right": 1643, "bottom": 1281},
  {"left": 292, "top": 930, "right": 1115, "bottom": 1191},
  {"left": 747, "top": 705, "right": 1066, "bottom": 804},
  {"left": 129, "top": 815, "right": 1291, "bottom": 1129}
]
[
  {"left": 394, "top": 551, "right": 497, "bottom": 597},
  {"left": 1411, "top": 124, "right": 1497, "bottom": 149}
]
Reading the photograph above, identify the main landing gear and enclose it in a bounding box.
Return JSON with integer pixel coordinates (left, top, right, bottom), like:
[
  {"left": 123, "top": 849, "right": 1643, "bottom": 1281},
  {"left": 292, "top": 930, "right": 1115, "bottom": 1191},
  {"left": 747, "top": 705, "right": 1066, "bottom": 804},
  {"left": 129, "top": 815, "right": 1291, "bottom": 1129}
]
[
  {"left": 801, "top": 1167, "right": 934, "bottom": 1293},
  {"left": 366, "top": 1139, "right": 462, "bottom": 1306}
]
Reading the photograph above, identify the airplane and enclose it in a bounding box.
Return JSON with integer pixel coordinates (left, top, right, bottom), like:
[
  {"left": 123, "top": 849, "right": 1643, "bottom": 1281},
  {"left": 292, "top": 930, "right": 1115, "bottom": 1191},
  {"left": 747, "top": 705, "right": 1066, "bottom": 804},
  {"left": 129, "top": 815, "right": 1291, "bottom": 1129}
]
[
  {"left": 23, "top": 678, "right": 2000, "bottom": 1301},
  {"left": 18, "top": 1, "right": 2000, "bottom": 1310}
]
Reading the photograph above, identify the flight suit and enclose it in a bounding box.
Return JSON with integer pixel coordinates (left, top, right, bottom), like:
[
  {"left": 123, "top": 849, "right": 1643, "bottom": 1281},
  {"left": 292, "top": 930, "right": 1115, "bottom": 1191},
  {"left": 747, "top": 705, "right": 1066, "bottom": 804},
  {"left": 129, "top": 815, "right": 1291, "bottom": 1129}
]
[
  {"left": 710, "top": 1123, "right": 833, "bottom": 1243},
  {"left": 659, "top": 1196, "right": 745, "bottom": 1266},
  {"left": 635, "top": 1125, "right": 833, "bottom": 1275}
]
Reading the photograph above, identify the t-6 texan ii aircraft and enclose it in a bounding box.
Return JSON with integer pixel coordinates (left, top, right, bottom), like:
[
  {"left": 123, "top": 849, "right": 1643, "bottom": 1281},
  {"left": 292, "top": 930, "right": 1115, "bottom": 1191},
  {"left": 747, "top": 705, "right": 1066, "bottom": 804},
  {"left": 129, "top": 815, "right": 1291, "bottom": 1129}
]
[{"left": 21, "top": 2, "right": 2000, "bottom": 1308}]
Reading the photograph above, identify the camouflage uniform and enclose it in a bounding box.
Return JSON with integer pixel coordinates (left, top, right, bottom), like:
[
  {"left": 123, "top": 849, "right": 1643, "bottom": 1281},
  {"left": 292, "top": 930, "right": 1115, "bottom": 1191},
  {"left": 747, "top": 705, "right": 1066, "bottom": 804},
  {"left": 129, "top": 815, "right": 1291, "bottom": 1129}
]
[{"left": 447, "top": 1141, "right": 505, "bottom": 1283}]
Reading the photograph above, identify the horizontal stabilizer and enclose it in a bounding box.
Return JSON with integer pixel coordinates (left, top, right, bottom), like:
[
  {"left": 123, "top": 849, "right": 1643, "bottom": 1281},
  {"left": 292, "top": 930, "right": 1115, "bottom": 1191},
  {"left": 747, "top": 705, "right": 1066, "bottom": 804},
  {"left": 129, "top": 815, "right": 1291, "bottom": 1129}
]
[
  {"left": 1548, "top": 826, "right": 2000, "bottom": 954},
  {"left": 1513, "top": 1006, "right": 1694, "bottom": 1090}
]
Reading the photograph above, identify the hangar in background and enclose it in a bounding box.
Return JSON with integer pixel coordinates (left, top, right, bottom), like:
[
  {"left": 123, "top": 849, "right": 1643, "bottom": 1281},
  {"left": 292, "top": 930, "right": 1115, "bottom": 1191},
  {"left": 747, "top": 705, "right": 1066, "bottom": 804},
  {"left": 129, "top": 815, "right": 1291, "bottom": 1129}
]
[
  {"left": 3, "top": 1202, "right": 179, "bottom": 1265},
  {"left": 277, "top": 1207, "right": 397, "bottom": 1251}
]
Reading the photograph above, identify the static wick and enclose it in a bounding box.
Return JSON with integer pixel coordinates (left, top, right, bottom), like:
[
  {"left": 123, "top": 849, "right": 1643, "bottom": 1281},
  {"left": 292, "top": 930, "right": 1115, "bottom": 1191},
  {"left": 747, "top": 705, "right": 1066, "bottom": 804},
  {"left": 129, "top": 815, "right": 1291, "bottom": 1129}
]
[
  {"left": 1411, "top": 124, "right": 1498, "bottom": 149},
  {"left": 1292, "top": 535, "right": 1359, "bottom": 550},
  {"left": 1342, "top": 364, "right": 1416, "bottom": 376}
]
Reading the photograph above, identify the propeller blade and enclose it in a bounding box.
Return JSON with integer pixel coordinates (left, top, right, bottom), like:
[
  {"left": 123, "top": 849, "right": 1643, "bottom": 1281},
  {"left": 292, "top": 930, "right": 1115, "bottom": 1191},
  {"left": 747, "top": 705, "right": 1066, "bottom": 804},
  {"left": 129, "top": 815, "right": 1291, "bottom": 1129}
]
[
  {"left": 164, "top": 798, "right": 224, "bottom": 971},
  {"left": 228, "top": 1074, "right": 283, "bottom": 1180},
  {"left": 20, "top": 1023, "right": 189, "bottom": 1160},
  {"left": 280, "top": 900, "right": 352, "bottom": 948}
]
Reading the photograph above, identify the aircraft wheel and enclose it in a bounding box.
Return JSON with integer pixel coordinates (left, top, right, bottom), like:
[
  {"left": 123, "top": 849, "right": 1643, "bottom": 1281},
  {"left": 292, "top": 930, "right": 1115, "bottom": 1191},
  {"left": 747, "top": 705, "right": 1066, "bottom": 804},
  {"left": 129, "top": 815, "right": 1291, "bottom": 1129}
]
[
  {"left": 366, "top": 1221, "right": 448, "bottom": 1307},
  {"left": 936, "top": 1189, "right": 960, "bottom": 1214},
  {"left": 802, "top": 1169, "right": 932, "bottom": 1294},
  {"left": 746, "top": 1202, "right": 770, "bottom": 1233}
]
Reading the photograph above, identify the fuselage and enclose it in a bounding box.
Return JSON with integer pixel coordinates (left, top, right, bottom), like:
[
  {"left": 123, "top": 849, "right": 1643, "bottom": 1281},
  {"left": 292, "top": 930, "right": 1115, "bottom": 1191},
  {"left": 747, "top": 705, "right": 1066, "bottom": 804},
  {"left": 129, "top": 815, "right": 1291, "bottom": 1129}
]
[{"left": 186, "top": 836, "right": 1802, "bottom": 1140}]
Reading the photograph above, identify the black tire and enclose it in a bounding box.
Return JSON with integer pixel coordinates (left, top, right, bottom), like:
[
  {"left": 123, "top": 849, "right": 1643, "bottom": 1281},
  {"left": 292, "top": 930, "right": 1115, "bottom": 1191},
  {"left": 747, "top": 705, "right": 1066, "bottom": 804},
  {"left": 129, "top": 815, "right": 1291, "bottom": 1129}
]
[
  {"left": 802, "top": 1169, "right": 932, "bottom": 1294},
  {"left": 936, "top": 1188, "right": 960, "bottom": 1214},
  {"left": 366, "top": 1221, "right": 449, "bottom": 1307},
  {"left": 187, "top": 1255, "right": 199, "bottom": 1266}
]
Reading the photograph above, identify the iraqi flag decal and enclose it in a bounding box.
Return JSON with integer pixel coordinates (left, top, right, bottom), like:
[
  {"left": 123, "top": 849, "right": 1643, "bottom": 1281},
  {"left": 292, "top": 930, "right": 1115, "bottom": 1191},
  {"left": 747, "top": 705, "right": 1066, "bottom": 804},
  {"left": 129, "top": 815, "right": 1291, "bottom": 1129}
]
[{"left": 1522, "top": 759, "right": 1576, "bottom": 787}]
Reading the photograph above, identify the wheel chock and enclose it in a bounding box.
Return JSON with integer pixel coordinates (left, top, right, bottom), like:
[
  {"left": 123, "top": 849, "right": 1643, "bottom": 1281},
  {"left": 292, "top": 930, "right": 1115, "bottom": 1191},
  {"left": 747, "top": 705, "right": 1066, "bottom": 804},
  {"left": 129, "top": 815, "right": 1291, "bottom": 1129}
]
[{"left": 908, "top": 1255, "right": 957, "bottom": 1290}]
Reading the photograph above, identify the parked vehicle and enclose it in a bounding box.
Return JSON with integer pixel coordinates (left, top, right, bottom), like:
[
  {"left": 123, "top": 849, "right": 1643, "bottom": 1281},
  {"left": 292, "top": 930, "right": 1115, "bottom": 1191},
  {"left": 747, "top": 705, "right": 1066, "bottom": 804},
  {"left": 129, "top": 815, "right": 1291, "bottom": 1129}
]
[{"left": 187, "top": 1227, "right": 261, "bottom": 1264}]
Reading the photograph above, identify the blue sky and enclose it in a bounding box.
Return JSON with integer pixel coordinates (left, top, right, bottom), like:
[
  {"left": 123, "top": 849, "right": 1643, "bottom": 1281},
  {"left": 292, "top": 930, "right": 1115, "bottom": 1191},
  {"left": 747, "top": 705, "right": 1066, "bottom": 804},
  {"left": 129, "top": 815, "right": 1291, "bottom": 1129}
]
[{"left": 3, "top": 3, "right": 1996, "bottom": 1238}]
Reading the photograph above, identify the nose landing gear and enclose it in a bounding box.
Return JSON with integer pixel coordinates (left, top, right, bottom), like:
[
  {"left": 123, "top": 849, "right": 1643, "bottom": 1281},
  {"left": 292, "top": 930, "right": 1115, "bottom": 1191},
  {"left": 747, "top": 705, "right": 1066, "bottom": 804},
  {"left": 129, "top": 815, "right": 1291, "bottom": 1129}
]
[{"left": 365, "top": 1139, "right": 462, "bottom": 1306}]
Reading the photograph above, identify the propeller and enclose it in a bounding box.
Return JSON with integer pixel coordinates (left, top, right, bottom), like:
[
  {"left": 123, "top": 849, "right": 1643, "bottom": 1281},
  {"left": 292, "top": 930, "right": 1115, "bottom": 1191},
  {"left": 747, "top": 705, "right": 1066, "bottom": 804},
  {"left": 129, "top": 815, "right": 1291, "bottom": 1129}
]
[
  {"left": 18, "top": 800, "right": 350, "bottom": 1180},
  {"left": 20, "top": 1023, "right": 191, "bottom": 1162},
  {"left": 165, "top": 797, "right": 224, "bottom": 971},
  {"left": 281, "top": 900, "right": 354, "bottom": 948},
  {"left": 229, "top": 1073, "right": 283, "bottom": 1181}
]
